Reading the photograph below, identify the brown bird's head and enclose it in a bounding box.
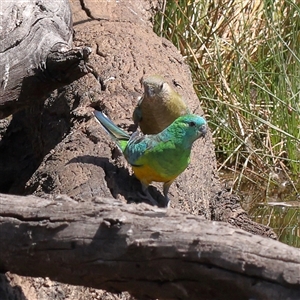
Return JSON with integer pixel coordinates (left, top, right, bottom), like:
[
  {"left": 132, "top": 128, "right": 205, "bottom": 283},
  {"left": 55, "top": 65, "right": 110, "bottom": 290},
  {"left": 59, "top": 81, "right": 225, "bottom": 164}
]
[{"left": 142, "top": 75, "right": 172, "bottom": 99}]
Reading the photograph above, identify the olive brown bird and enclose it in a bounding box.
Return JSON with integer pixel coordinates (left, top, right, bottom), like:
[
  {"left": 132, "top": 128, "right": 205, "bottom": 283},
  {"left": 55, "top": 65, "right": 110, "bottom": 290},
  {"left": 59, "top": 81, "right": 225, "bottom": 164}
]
[{"left": 133, "top": 75, "right": 190, "bottom": 134}]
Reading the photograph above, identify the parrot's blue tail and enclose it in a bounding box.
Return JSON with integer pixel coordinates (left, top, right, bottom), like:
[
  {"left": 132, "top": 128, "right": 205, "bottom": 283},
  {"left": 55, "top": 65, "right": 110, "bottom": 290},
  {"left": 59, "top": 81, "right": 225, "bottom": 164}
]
[{"left": 94, "top": 110, "right": 130, "bottom": 151}]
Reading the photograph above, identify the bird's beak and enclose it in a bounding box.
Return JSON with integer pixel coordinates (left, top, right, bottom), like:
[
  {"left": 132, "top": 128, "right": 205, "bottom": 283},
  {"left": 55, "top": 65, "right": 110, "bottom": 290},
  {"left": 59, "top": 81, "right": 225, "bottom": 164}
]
[
  {"left": 144, "top": 85, "right": 154, "bottom": 98},
  {"left": 199, "top": 124, "right": 207, "bottom": 137},
  {"left": 144, "top": 84, "right": 158, "bottom": 98}
]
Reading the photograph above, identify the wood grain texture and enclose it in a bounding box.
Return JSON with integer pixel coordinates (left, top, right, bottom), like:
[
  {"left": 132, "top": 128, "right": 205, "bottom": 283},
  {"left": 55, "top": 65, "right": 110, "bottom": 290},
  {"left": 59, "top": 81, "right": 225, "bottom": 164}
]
[
  {"left": 0, "top": 0, "right": 91, "bottom": 118},
  {"left": 0, "top": 193, "right": 299, "bottom": 300}
]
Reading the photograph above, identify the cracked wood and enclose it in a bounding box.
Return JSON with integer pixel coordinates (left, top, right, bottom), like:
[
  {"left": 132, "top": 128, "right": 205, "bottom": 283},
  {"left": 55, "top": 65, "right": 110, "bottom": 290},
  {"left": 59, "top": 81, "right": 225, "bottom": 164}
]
[{"left": 0, "top": 0, "right": 91, "bottom": 118}]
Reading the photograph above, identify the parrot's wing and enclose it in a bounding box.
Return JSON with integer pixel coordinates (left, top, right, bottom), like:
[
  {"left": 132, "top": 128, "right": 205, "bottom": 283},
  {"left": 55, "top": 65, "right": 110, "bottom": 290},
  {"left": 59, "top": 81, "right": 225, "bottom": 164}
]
[{"left": 125, "top": 130, "right": 171, "bottom": 166}]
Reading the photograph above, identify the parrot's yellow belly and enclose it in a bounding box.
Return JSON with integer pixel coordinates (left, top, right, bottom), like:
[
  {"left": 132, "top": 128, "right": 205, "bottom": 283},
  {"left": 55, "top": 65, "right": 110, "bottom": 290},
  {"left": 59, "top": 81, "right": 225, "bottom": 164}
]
[{"left": 132, "top": 164, "right": 177, "bottom": 185}]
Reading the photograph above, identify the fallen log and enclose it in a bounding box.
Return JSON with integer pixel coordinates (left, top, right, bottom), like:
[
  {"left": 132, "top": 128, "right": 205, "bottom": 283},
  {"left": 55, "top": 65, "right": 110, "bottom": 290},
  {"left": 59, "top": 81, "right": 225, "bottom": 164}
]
[{"left": 0, "top": 193, "right": 299, "bottom": 300}]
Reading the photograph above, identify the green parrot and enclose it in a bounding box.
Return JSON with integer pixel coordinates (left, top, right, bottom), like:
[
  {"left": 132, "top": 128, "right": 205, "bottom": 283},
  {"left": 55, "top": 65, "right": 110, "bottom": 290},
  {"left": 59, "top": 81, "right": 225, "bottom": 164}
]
[
  {"left": 132, "top": 75, "right": 190, "bottom": 134},
  {"left": 94, "top": 110, "right": 207, "bottom": 207}
]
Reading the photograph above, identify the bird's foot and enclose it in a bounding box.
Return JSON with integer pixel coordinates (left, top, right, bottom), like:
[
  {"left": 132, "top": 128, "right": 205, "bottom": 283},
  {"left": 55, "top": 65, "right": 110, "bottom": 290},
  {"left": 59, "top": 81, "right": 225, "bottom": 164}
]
[{"left": 164, "top": 196, "right": 170, "bottom": 208}]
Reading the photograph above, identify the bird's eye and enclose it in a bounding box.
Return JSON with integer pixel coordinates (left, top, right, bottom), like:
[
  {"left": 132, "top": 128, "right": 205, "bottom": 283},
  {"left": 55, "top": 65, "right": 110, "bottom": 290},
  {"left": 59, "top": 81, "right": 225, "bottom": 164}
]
[
  {"left": 160, "top": 83, "right": 164, "bottom": 90},
  {"left": 189, "top": 121, "right": 196, "bottom": 127}
]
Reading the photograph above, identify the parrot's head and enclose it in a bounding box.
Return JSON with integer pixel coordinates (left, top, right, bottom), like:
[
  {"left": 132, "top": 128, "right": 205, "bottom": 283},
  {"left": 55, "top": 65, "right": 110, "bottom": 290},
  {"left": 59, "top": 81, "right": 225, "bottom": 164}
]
[
  {"left": 171, "top": 114, "right": 207, "bottom": 143},
  {"left": 142, "top": 75, "right": 172, "bottom": 99}
]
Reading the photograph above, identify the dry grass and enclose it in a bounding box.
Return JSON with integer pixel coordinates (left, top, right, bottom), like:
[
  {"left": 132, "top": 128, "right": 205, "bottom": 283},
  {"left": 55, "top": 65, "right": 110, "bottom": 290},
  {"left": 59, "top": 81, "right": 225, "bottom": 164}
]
[{"left": 154, "top": 0, "right": 300, "bottom": 194}]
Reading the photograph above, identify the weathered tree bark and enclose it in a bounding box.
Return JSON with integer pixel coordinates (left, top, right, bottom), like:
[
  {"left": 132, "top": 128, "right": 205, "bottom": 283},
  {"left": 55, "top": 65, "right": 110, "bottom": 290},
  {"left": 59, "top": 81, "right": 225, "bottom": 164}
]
[
  {"left": 0, "top": 0, "right": 92, "bottom": 119},
  {"left": 0, "top": 193, "right": 299, "bottom": 300}
]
